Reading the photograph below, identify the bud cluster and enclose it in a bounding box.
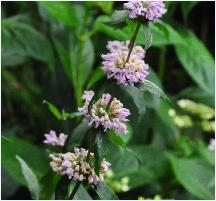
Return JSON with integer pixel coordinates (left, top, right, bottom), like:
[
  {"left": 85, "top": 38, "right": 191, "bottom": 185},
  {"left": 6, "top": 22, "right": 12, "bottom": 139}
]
[
  {"left": 79, "top": 91, "right": 130, "bottom": 134},
  {"left": 49, "top": 147, "right": 111, "bottom": 185}
]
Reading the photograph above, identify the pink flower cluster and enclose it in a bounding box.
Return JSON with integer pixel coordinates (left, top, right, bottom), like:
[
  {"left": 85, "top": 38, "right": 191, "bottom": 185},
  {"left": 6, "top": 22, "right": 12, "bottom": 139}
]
[
  {"left": 102, "top": 40, "right": 149, "bottom": 86},
  {"left": 43, "top": 130, "right": 68, "bottom": 146},
  {"left": 79, "top": 91, "right": 130, "bottom": 135},
  {"left": 49, "top": 147, "right": 111, "bottom": 185},
  {"left": 124, "top": 1, "right": 167, "bottom": 21}
]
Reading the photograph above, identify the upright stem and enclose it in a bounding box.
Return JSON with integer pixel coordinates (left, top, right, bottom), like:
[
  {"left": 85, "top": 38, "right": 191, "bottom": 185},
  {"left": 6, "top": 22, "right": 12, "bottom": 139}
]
[
  {"left": 126, "top": 22, "right": 142, "bottom": 62},
  {"left": 68, "top": 181, "right": 81, "bottom": 200},
  {"left": 158, "top": 47, "right": 166, "bottom": 83}
]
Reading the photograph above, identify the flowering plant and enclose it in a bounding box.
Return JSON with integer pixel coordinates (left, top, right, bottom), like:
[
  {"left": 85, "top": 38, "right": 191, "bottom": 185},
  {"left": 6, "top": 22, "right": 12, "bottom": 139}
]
[{"left": 2, "top": 1, "right": 214, "bottom": 200}]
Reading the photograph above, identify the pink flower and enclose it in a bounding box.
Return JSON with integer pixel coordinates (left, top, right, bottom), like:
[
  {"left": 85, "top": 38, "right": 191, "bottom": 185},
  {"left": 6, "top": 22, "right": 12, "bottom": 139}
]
[
  {"left": 49, "top": 147, "right": 111, "bottom": 185},
  {"left": 124, "top": 1, "right": 167, "bottom": 21},
  {"left": 79, "top": 91, "right": 130, "bottom": 135},
  {"left": 102, "top": 40, "right": 148, "bottom": 86},
  {"left": 43, "top": 130, "right": 68, "bottom": 146}
]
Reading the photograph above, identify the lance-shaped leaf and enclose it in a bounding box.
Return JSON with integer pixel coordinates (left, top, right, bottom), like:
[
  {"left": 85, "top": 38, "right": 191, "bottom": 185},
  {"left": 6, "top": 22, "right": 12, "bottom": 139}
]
[
  {"left": 96, "top": 181, "right": 119, "bottom": 200},
  {"left": 43, "top": 100, "right": 82, "bottom": 120},
  {"left": 94, "top": 131, "right": 104, "bottom": 175},
  {"left": 137, "top": 80, "right": 169, "bottom": 103},
  {"left": 16, "top": 155, "right": 40, "bottom": 200}
]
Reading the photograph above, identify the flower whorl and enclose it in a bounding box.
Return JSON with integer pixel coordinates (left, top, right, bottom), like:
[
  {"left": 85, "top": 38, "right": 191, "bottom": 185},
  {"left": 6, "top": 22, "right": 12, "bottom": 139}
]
[
  {"left": 49, "top": 147, "right": 111, "bottom": 185},
  {"left": 79, "top": 91, "right": 130, "bottom": 135},
  {"left": 124, "top": 0, "right": 167, "bottom": 21},
  {"left": 102, "top": 40, "right": 148, "bottom": 86}
]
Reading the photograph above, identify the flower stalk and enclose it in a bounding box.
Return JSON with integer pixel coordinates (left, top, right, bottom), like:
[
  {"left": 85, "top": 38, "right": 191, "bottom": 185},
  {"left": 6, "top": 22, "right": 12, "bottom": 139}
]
[{"left": 126, "top": 21, "right": 142, "bottom": 62}]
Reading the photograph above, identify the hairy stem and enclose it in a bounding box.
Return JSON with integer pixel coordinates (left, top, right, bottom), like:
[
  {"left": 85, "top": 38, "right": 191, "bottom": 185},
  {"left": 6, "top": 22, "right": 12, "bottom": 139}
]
[
  {"left": 68, "top": 181, "right": 81, "bottom": 200},
  {"left": 126, "top": 21, "right": 142, "bottom": 62}
]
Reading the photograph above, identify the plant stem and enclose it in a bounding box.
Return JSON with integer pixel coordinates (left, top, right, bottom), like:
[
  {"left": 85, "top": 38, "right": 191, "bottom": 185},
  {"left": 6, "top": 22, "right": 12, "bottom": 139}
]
[
  {"left": 126, "top": 22, "right": 142, "bottom": 62},
  {"left": 68, "top": 181, "right": 81, "bottom": 200},
  {"left": 158, "top": 46, "right": 166, "bottom": 83}
]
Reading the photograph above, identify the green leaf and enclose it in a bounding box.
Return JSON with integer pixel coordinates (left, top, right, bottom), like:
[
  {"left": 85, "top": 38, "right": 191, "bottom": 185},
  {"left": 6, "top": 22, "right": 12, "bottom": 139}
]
[
  {"left": 38, "top": 2, "right": 79, "bottom": 27},
  {"left": 94, "top": 131, "right": 104, "bottom": 175},
  {"left": 52, "top": 31, "right": 94, "bottom": 106},
  {"left": 65, "top": 120, "right": 89, "bottom": 151},
  {"left": 39, "top": 171, "right": 61, "bottom": 200},
  {"left": 175, "top": 31, "right": 214, "bottom": 93},
  {"left": 167, "top": 154, "right": 214, "bottom": 199},
  {"left": 138, "top": 80, "right": 169, "bottom": 102},
  {"left": 108, "top": 131, "right": 127, "bottom": 148},
  {"left": 96, "top": 1, "right": 114, "bottom": 14},
  {"left": 96, "top": 181, "right": 119, "bottom": 200},
  {"left": 2, "top": 136, "right": 49, "bottom": 186},
  {"left": 43, "top": 100, "right": 62, "bottom": 120},
  {"left": 55, "top": 176, "right": 71, "bottom": 200},
  {"left": 124, "top": 86, "right": 146, "bottom": 121},
  {"left": 87, "top": 67, "right": 106, "bottom": 89},
  {"left": 107, "top": 10, "right": 129, "bottom": 28},
  {"left": 114, "top": 146, "right": 168, "bottom": 189},
  {"left": 71, "top": 182, "right": 92, "bottom": 200},
  {"left": 43, "top": 100, "right": 82, "bottom": 120},
  {"left": 2, "top": 18, "right": 54, "bottom": 72},
  {"left": 16, "top": 155, "right": 40, "bottom": 200}
]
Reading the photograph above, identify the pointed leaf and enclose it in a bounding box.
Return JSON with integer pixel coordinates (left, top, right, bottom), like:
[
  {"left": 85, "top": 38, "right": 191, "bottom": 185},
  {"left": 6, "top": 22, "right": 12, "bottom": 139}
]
[
  {"left": 138, "top": 80, "right": 169, "bottom": 102},
  {"left": 16, "top": 155, "right": 40, "bottom": 199},
  {"left": 96, "top": 181, "right": 119, "bottom": 200}
]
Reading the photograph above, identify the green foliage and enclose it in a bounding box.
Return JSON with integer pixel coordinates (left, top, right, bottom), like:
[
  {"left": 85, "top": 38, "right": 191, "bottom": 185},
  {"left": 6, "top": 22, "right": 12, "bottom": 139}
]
[
  {"left": 16, "top": 156, "right": 40, "bottom": 200},
  {"left": 43, "top": 100, "right": 82, "bottom": 120},
  {"left": 167, "top": 154, "right": 214, "bottom": 199},
  {"left": 2, "top": 17, "right": 54, "bottom": 72},
  {"left": 2, "top": 1, "right": 214, "bottom": 200},
  {"left": 38, "top": 2, "right": 79, "bottom": 27},
  {"left": 175, "top": 31, "right": 214, "bottom": 93},
  {"left": 2, "top": 136, "right": 49, "bottom": 186},
  {"left": 96, "top": 181, "right": 119, "bottom": 200},
  {"left": 138, "top": 80, "right": 169, "bottom": 103}
]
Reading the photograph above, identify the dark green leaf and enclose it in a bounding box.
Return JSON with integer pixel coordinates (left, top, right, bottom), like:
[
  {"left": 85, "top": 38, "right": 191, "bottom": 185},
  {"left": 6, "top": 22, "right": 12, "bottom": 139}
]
[
  {"left": 39, "top": 171, "right": 61, "bottom": 200},
  {"left": 2, "top": 136, "right": 49, "bottom": 186},
  {"left": 167, "top": 154, "right": 214, "bottom": 199},
  {"left": 96, "top": 181, "right": 119, "bottom": 200},
  {"left": 71, "top": 182, "right": 92, "bottom": 200},
  {"left": 16, "top": 155, "right": 40, "bottom": 199},
  {"left": 2, "top": 19, "right": 54, "bottom": 72},
  {"left": 124, "top": 86, "right": 146, "bottom": 121},
  {"left": 55, "top": 176, "right": 71, "bottom": 200},
  {"left": 175, "top": 31, "right": 214, "bottom": 93},
  {"left": 94, "top": 131, "right": 104, "bottom": 175},
  {"left": 65, "top": 120, "right": 89, "bottom": 151}
]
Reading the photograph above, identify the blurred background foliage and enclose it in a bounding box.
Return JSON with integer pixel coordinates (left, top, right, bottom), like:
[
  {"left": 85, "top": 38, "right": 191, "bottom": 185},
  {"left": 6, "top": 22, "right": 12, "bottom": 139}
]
[{"left": 1, "top": 1, "right": 215, "bottom": 200}]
